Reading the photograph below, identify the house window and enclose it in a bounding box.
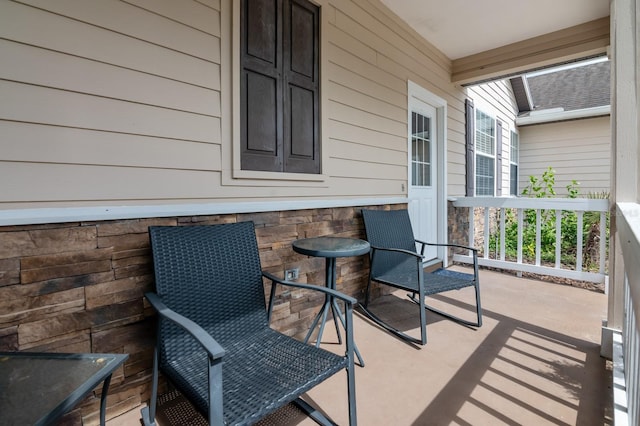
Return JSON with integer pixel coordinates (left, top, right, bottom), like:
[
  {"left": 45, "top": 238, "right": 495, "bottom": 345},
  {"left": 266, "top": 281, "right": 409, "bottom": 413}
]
[
  {"left": 510, "top": 131, "right": 519, "bottom": 196},
  {"left": 475, "top": 109, "right": 495, "bottom": 196},
  {"left": 240, "top": 0, "right": 320, "bottom": 174}
]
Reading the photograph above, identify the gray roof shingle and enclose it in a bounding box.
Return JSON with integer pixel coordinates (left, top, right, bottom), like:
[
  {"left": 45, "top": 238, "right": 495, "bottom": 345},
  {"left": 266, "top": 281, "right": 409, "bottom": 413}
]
[{"left": 525, "top": 60, "right": 610, "bottom": 112}]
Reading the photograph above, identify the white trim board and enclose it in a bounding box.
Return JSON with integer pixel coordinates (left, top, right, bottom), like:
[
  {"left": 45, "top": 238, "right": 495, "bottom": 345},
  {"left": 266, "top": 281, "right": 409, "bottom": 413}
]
[{"left": 0, "top": 198, "right": 409, "bottom": 226}]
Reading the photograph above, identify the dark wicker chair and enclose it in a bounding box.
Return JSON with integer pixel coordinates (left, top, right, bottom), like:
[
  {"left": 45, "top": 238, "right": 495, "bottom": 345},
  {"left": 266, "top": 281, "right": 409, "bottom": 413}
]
[
  {"left": 141, "top": 222, "right": 357, "bottom": 426},
  {"left": 361, "top": 209, "right": 482, "bottom": 345}
]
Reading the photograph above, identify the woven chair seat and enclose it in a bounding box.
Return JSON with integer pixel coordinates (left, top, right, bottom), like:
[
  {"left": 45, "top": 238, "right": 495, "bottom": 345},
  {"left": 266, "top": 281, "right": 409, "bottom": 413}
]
[
  {"left": 163, "top": 327, "right": 347, "bottom": 425},
  {"left": 375, "top": 267, "right": 475, "bottom": 295}
]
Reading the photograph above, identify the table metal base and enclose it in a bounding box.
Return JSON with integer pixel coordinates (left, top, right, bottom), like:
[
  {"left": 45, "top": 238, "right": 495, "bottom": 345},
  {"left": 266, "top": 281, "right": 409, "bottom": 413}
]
[{"left": 303, "top": 257, "right": 365, "bottom": 366}]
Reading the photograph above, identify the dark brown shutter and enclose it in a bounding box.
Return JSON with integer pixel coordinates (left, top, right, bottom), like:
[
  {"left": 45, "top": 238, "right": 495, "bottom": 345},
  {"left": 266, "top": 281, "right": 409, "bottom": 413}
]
[
  {"left": 283, "top": 0, "right": 320, "bottom": 173},
  {"left": 241, "top": 0, "right": 283, "bottom": 172},
  {"left": 496, "top": 119, "right": 503, "bottom": 196},
  {"left": 240, "top": 0, "right": 319, "bottom": 174},
  {"left": 465, "top": 99, "right": 475, "bottom": 196}
]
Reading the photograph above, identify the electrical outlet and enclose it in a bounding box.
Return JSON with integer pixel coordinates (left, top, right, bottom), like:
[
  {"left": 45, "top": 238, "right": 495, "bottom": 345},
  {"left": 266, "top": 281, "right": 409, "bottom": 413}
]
[{"left": 284, "top": 268, "right": 299, "bottom": 281}]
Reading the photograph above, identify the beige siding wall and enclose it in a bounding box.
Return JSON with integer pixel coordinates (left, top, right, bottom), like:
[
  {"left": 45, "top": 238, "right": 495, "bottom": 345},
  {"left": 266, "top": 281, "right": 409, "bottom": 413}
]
[
  {"left": 0, "top": 0, "right": 222, "bottom": 208},
  {"left": 0, "top": 0, "right": 468, "bottom": 210},
  {"left": 519, "top": 116, "right": 611, "bottom": 197},
  {"left": 467, "top": 81, "right": 519, "bottom": 195}
]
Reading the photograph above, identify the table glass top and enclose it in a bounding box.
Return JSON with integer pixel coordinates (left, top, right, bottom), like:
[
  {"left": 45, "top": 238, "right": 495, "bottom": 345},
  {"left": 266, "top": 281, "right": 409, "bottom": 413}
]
[
  {"left": 292, "top": 236, "right": 370, "bottom": 258},
  {"left": 0, "top": 352, "right": 127, "bottom": 425}
]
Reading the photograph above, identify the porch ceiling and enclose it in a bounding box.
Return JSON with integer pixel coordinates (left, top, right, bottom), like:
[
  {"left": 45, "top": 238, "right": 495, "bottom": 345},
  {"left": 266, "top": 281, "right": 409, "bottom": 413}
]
[
  {"left": 380, "top": 0, "right": 610, "bottom": 60},
  {"left": 380, "top": 0, "right": 611, "bottom": 85}
]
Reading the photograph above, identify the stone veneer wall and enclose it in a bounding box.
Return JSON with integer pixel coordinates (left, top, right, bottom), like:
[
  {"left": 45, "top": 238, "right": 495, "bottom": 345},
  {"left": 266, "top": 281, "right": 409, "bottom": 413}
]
[
  {"left": 0, "top": 204, "right": 401, "bottom": 424},
  {"left": 447, "top": 201, "right": 471, "bottom": 260}
]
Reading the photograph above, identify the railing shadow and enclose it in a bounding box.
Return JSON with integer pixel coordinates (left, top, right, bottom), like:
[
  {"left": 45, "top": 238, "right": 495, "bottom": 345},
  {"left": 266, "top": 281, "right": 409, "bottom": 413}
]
[{"left": 411, "top": 294, "right": 611, "bottom": 426}]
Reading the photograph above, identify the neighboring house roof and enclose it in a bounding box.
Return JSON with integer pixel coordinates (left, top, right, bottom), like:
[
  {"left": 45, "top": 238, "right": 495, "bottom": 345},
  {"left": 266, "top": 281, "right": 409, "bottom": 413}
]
[{"left": 511, "top": 58, "right": 611, "bottom": 125}]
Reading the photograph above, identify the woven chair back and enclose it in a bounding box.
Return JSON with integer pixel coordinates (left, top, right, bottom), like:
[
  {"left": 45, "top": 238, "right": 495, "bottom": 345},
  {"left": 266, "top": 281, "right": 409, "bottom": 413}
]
[
  {"left": 362, "top": 209, "right": 419, "bottom": 276},
  {"left": 149, "top": 222, "right": 268, "bottom": 346}
]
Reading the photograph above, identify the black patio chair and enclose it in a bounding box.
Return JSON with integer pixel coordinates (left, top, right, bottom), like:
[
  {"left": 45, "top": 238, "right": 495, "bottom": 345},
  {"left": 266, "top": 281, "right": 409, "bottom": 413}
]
[
  {"left": 360, "top": 209, "right": 482, "bottom": 345},
  {"left": 141, "top": 222, "right": 357, "bottom": 426}
]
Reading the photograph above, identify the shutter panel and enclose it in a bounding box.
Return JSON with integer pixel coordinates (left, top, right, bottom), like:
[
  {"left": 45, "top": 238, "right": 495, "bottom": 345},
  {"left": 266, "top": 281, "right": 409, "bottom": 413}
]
[
  {"left": 496, "top": 119, "right": 503, "bottom": 196},
  {"left": 284, "top": 0, "right": 320, "bottom": 174},
  {"left": 240, "top": 0, "right": 283, "bottom": 172},
  {"left": 465, "top": 99, "right": 475, "bottom": 196},
  {"left": 240, "top": 0, "right": 320, "bottom": 174}
]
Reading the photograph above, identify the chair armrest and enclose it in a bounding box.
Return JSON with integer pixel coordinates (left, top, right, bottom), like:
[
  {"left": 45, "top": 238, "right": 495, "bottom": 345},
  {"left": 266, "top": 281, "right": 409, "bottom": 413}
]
[
  {"left": 415, "top": 239, "right": 478, "bottom": 253},
  {"left": 370, "top": 245, "right": 424, "bottom": 259},
  {"left": 145, "top": 292, "right": 226, "bottom": 359},
  {"left": 263, "top": 272, "right": 357, "bottom": 305}
]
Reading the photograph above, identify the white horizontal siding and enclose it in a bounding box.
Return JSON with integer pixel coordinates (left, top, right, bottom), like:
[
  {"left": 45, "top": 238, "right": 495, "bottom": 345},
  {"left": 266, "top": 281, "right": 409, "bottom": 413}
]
[{"left": 519, "top": 116, "right": 611, "bottom": 196}]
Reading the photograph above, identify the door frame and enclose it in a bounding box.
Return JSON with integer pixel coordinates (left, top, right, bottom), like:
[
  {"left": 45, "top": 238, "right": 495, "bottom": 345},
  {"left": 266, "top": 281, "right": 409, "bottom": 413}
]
[{"left": 407, "top": 80, "right": 448, "bottom": 266}]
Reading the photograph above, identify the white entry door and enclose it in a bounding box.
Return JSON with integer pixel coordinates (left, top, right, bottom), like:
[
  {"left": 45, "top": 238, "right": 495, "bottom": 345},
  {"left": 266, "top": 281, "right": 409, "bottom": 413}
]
[{"left": 408, "top": 97, "right": 439, "bottom": 261}]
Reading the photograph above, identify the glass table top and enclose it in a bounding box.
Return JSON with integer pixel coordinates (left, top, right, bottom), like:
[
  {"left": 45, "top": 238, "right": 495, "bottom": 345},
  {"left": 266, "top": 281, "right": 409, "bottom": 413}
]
[
  {"left": 0, "top": 352, "right": 128, "bottom": 426},
  {"left": 292, "top": 236, "right": 370, "bottom": 258}
]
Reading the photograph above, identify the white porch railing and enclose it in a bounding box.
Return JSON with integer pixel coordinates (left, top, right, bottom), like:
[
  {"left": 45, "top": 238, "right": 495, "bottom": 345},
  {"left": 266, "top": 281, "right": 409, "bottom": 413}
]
[
  {"left": 614, "top": 203, "right": 640, "bottom": 425},
  {"left": 451, "top": 197, "right": 609, "bottom": 284}
]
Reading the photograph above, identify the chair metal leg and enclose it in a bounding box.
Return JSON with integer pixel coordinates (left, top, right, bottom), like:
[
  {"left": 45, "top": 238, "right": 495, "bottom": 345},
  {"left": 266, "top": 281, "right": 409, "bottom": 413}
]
[
  {"left": 474, "top": 282, "right": 483, "bottom": 326},
  {"left": 344, "top": 302, "right": 357, "bottom": 425},
  {"left": 408, "top": 287, "right": 482, "bottom": 328},
  {"left": 141, "top": 332, "right": 161, "bottom": 426},
  {"left": 99, "top": 374, "right": 112, "bottom": 426},
  {"left": 294, "top": 301, "right": 358, "bottom": 425},
  {"left": 208, "top": 356, "right": 224, "bottom": 426},
  {"left": 330, "top": 298, "right": 365, "bottom": 366}
]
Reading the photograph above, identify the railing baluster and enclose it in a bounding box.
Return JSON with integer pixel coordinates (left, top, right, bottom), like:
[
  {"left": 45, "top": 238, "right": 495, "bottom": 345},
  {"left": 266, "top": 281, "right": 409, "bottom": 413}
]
[
  {"left": 555, "top": 209, "right": 561, "bottom": 269},
  {"left": 576, "top": 211, "right": 583, "bottom": 272},
  {"left": 535, "top": 209, "right": 541, "bottom": 266},
  {"left": 600, "top": 211, "right": 606, "bottom": 274},
  {"left": 517, "top": 208, "right": 523, "bottom": 265},
  {"left": 484, "top": 207, "right": 490, "bottom": 259},
  {"left": 625, "top": 283, "right": 639, "bottom": 426},
  {"left": 500, "top": 208, "right": 506, "bottom": 261}
]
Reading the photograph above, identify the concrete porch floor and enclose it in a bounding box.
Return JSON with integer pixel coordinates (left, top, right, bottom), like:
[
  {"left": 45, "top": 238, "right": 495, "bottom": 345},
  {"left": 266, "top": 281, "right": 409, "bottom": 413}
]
[{"left": 108, "top": 267, "right": 611, "bottom": 425}]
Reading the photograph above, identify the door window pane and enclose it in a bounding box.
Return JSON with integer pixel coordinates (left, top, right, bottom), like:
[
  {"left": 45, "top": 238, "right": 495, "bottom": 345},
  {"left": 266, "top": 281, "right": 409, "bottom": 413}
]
[{"left": 411, "top": 112, "right": 431, "bottom": 187}]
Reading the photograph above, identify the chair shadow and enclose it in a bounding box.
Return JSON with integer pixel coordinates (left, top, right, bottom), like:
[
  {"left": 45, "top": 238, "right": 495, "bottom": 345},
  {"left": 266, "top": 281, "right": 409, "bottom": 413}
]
[{"left": 355, "top": 289, "right": 480, "bottom": 347}]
